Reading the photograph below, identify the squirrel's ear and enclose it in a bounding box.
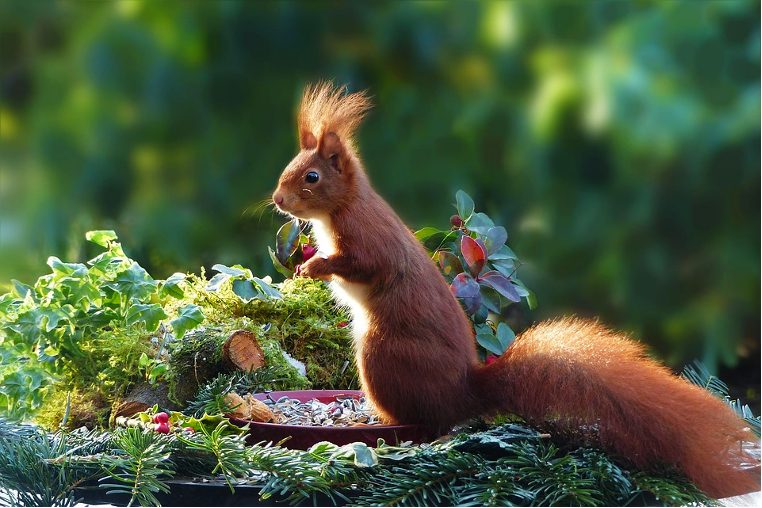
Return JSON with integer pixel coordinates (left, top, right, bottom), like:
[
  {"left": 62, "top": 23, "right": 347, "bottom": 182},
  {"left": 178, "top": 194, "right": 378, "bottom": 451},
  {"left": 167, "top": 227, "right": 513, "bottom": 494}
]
[
  {"left": 319, "top": 131, "right": 345, "bottom": 173},
  {"left": 300, "top": 130, "right": 317, "bottom": 150}
]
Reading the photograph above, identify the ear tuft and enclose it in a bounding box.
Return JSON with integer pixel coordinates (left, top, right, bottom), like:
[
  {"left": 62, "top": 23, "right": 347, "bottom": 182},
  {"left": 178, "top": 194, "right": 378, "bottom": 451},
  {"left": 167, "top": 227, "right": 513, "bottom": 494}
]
[
  {"left": 319, "top": 132, "right": 344, "bottom": 172},
  {"left": 300, "top": 131, "right": 317, "bottom": 150}
]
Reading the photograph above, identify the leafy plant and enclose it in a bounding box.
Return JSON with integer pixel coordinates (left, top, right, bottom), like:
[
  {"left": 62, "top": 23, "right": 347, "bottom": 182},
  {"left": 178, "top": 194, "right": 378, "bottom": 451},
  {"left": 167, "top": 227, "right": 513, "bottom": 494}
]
[
  {"left": 268, "top": 218, "right": 315, "bottom": 278},
  {"left": 416, "top": 191, "right": 536, "bottom": 359}
]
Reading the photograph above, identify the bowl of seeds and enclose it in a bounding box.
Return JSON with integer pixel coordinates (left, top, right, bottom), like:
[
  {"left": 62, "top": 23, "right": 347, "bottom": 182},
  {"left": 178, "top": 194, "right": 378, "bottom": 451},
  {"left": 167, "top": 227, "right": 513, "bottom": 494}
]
[{"left": 228, "top": 390, "right": 432, "bottom": 449}]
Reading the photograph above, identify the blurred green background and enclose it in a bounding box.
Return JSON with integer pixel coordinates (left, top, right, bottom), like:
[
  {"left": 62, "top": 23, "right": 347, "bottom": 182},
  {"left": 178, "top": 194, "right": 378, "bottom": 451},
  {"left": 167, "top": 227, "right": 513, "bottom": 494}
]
[{"left": 1, "top": 1, "right": 758, "bottom": 397}]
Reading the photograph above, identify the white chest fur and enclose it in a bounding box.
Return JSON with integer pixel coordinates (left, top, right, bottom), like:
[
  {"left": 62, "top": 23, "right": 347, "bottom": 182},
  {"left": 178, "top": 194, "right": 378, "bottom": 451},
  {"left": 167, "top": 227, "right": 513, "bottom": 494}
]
[{"left": 309, "top": 216, "right": 370, "bottom": 347}]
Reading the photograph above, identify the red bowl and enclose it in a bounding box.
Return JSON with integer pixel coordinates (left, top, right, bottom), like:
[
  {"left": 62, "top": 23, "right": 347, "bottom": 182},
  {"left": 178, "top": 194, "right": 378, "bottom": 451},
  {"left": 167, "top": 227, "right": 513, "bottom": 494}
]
[{"left": 229, "top": 390, "right": 432, "bottom": 449}]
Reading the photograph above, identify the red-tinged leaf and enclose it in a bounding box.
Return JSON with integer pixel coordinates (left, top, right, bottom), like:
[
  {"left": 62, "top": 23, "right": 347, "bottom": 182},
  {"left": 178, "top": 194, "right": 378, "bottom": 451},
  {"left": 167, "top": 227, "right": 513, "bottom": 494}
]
[
  {"left": 461, "top": 236, "right": 486, "bottom": 278},
  {"left": 479, "top": 270, "right": 521, "bottom": 302},
  {"left": 438, "top": 251, "right": 464, "bottom": 279}
]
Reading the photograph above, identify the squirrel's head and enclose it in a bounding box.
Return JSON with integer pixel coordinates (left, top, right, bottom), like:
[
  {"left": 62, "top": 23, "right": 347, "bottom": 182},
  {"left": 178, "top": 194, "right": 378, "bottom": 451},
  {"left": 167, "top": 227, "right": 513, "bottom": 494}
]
[{"left": 273, "top": 82, "right": 372, "bottom": 220}]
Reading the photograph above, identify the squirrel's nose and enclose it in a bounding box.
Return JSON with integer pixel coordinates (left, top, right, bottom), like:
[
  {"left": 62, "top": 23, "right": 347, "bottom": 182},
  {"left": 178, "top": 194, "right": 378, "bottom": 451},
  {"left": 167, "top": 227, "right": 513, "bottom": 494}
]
[{"left": 273, "top": 192, "right": 285, "bottom": 207}]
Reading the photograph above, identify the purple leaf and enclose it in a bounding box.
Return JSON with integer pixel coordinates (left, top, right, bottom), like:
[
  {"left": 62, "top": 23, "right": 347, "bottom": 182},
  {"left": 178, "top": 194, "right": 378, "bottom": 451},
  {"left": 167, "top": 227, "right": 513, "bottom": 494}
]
[
  {"left": 479, "top": 270, "right": 521, "bottom": 302},
  {"left": 461, "top": 236, "right": 486, "bottom": 278},
  {"left": 450, "top": 273, "right": 482, "bottom": 316}
]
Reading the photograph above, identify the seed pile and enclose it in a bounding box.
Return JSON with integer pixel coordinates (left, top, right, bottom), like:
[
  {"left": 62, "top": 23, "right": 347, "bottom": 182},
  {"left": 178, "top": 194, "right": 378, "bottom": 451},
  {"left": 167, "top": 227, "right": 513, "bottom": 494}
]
[{"left": 263, "top": 395, "right": 381, "bottom": 427}]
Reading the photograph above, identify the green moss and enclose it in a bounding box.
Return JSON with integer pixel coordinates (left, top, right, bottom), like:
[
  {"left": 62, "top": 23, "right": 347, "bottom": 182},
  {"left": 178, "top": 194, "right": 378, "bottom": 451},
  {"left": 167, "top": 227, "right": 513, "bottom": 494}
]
[
  {"left": 185, "top": 275, "right": 358, "bottom": 390},
  {"left": 36, "top": 386, "right": 111, "bottom": 431}
]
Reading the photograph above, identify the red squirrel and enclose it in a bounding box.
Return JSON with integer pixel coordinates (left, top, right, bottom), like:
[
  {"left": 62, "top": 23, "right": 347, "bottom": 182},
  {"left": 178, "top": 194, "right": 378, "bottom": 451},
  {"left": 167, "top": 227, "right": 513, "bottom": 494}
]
[{"left": 272, "top": 82, "right": 759, "bottom": 498}]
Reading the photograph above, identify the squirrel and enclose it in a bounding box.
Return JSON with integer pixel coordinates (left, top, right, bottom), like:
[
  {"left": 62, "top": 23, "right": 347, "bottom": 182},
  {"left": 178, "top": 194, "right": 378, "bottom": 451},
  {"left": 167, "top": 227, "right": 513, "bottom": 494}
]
[{"left": 272, "top": 82, "right": 759, "bottom": 499}]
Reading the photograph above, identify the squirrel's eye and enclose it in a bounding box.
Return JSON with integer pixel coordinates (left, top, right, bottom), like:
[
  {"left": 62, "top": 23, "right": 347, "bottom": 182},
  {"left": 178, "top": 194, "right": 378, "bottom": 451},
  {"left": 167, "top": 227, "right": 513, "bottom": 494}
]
[{"left": 305, "top": 171, "right": 319, "bottom": 184}]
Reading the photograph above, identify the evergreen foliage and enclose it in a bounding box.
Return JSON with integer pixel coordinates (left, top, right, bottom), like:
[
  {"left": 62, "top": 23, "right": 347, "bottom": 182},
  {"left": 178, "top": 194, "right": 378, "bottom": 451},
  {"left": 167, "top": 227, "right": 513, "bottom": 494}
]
[{"left": 0, "top": 418, "right": 721, "bottom": 507}]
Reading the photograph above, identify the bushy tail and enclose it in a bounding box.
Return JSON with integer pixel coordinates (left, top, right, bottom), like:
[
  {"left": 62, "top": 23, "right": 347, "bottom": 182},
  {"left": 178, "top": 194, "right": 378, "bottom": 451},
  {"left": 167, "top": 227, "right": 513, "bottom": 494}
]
[{"left": 473, "top": 318, "right": 760, "bottom": 499}]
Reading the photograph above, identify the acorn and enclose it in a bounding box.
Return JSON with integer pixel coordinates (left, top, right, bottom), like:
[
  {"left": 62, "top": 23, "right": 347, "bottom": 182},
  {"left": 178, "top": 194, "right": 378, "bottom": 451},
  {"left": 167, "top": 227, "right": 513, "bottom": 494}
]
[{"left": 450, "top": 214, "right": 463, "bottom": 227}]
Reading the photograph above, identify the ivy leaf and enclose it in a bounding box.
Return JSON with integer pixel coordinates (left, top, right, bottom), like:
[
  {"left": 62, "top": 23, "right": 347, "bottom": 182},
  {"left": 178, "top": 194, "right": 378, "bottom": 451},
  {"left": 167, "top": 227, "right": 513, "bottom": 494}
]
[
  {"left": 497, "top": 322, "right": 516, "bottom": 351},
  {"left": 159, "top": 273, "right": 186, "bottom": 300},
  {"left": 47, "top": 257, "right": 88, "bottom": 280},
  {"left": 513, "top": 278, "right": 537, "bottom": 310},
  {"left": 252, "top": 277, "right": 283, "bottom": 300},
  {"left": 461, "top": 236, "right": 487, "bottom": 278},
  {"left": 232, "top": 279, "right": 259, "bottom": 302},
  {"left": 206, "top": 264, "right": 252, "bottom": 291},
  {"left": 479, "top": 271, "right": 521, "bottom": 303},
  {"left": 126, "top": 303, "right": 168, "bottom": 332},
  {"left": 438, "top": 251, "right": 464, "bottom": 280},
  {"left": 85, "top": 230, "right": 118, "bottom": 248},
  {"left": 104, "top": 263, "right": 157, "bottom": 303},
  {"left": 455, "top": 190, "right": 475, "bottom": 222},
  {"left": 59, "top": 276, "right": 103, "bottom": 309},
  {"left": 276, "top": 219, "right": 302, "bottom": 264},
  {"left": 170, "top": 304, "right": 204, "bottom": 340},
  {"left": 484, "top": 227, "right": 508, "bottom": 256},
  {"left": 11, "top": 280, "right": 36, "bottom": 300}
]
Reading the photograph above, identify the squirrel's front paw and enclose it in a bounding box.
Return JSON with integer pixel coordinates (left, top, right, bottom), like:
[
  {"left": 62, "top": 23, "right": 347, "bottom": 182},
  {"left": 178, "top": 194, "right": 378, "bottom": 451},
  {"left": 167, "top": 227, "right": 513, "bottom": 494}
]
[{"left": 297, "top": 257, "right": 332, "bottom": 281}]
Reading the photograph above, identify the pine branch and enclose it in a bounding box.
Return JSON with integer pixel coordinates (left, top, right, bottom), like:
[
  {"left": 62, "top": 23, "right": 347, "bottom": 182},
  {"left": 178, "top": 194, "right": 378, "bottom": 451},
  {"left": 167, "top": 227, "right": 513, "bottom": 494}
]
[
  {"left": 175, "top": 421, "right": 251, "bottom": 493},
  {"left": 99, "top": 428, "right": 175, "bottom": 507}
]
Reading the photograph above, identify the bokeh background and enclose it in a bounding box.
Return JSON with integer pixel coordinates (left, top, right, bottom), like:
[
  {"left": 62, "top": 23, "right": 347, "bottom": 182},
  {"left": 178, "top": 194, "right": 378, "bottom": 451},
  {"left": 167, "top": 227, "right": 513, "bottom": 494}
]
[{"left": 1, "top": 1, "right": 759, "bottom": 403}]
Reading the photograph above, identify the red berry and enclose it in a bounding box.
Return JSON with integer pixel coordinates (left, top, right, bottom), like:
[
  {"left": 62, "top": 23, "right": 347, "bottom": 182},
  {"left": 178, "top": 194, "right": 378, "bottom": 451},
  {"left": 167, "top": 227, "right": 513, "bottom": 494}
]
[
  {"left": 450, "top": 215, "right": 463, "bottom": 227},
  {"left": 302, "top": 244, "right": 317, "bottom": 263},
  {"left": 337, "top": 321, "right": 348, "bottom": 328},
  {"left": 156, "top": 422, "right": 170, "bottom": 434},
  {"left": 485, "top": 354, "right": 499, "bottom": 365},
  {"left": 153, "top": 412, "right": 169, "bottom": 424},
  {"left": 183, "top": 427, "right": 195, "bottom": 433}
]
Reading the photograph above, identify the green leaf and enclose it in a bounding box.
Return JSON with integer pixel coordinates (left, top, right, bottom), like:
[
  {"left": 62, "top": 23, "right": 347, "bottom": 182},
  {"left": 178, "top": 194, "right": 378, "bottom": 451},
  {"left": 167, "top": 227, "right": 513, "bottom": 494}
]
[
  {"left": 170, "top": 304, "right": 204, "bottom": 340},
  {"left": 85, "top": 230, "right": 118, "bottom": 247},
  {"left": 477, "top": 333, "right": 504, "bottom": 355},
  {"left": 252, "top": 277, "right": 283, "bottom": 300},
  {"left": 58, "top": 276, "right": 103, "bottom": 309},
  {"left": 276, "top": 219, "right": 302, "bottom": 264},
  {"left": 125, "top": 303, "right": 168, "bottom": 332},
  {"left": 479, "top": 285, "right": 501, "bottom": 313},
  {"left": 46, "top": 257, "right": 88, "bottom": 280},
  {"left": 489, "top": 245, "right": 519, "bottom": 261},
  {"left": 231, "top": 279, "right": 259, "bottom": 302},
  {"left": 415, "top": 228, "right": 458, "bottom": 252},
  {"left": 455, "top": 190, "right": 475, "bottom": 222},
  {"left": 104, "top": 263, "right": 157, "bottom": 303},
  {"left": 11, "top": 280, "right": 35, "bottom": 300},
  {"left": 496, "top": 322, "right": 516, "bottom": 351},
  {"left": 268, "top": 246, "right": 295, "bottom": 278},
  {"left": 159, "top": 272, "right": 186, "bottom": 299},
  {"left": 484, "top": 227, "right": 508, "bottom": 256},
  {"left": 211, "top": 264, "right": 251, "bottom": 279},
  {"left": 465, "top": 212, "right": 495, "bottom": 235}
]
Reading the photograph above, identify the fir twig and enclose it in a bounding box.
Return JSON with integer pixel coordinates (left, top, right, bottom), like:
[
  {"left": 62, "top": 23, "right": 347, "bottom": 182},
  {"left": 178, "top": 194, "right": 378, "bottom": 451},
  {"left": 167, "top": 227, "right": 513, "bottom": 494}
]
[{"left": 99, "top": 428, "right": 175, "bottom": 507}]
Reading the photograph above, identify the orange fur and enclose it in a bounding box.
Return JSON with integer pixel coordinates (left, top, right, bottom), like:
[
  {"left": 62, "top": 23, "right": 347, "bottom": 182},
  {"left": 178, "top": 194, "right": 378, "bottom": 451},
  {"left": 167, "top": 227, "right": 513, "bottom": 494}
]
[{"left": 272, "top": 83, "right": 760, "bottom": 499}]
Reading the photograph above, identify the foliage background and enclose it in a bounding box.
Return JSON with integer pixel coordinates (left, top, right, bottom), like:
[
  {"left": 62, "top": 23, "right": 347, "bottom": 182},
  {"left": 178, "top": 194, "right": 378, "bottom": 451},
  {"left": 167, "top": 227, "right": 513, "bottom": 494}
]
[{"left": 1, "top": 1, "right": 758, "bottom": 397}]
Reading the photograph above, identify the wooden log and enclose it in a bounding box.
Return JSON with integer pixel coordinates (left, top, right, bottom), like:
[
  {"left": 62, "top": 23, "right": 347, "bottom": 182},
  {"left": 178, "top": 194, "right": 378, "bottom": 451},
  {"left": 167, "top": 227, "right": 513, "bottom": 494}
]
[
  {"left": 222, "top": 330, "right": 264, "bottom": 372},
  {"left": 114, "top": 381, "right": 176, "bottom": 418}
]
